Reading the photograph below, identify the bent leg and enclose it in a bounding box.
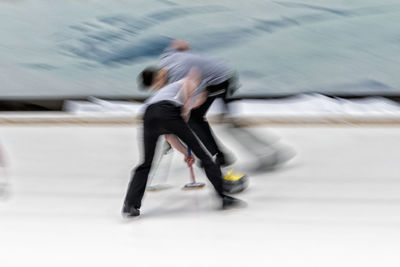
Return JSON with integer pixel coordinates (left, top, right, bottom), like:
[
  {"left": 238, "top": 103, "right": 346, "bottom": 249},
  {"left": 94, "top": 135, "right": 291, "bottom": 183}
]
[
  {"left": 165, "top": 118, "right": 224, "bottom": 196},
  {"left": 189, "top": 96, "right": 221, "bottom": 156}
]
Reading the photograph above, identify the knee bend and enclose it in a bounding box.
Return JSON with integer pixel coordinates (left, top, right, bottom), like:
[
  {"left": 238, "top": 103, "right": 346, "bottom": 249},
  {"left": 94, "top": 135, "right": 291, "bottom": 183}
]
[
  {"left": 200, "top": 157, "right": 216, "bottom": 169},
  {"left": 135, "top": 161, "right": 152, "bottom": 172}
]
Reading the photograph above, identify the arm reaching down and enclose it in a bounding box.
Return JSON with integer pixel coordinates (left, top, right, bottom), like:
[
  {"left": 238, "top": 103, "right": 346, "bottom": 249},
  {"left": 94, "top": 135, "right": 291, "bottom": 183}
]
[
  {"left": 181, "top": 67, "right": 201, "bottom": 121},
  {"left": 165, "top": 134, "right": 187, "bottom": 155},
  {"left": 150, "top": 68, "right": 168, "bottom": 90},
  {"left": 192, "top": 91, "right": 208, "bottom": 109},
  {"left": 164, "top": 134, "right": 195, "bottom": 166}
]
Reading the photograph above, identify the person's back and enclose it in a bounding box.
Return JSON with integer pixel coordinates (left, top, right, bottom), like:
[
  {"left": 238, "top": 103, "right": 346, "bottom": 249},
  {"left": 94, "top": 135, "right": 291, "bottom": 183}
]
[
  {"left": 143, "top": 80, "right": 184, "bottom": 109},
  {"left": 159, "top": 48, "right": 233, "bottom": 89},
  {"left": 157, "top": 41, "right": 238, "bottom": 168}
]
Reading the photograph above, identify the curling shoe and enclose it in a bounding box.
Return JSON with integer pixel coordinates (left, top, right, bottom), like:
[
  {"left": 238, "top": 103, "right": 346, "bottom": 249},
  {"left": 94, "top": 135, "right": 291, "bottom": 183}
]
[
  {"left": 222, "top": 195, "right": 245, "bottom": 210},
  {"left": 122, "top": 204, "right": 140, "bottom": 217}
]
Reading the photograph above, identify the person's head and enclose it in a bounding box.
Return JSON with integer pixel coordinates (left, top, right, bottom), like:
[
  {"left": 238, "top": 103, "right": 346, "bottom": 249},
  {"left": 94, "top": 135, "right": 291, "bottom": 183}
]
[
  {"left": 138, "top": 67, "right": 159, "bottom": 90},
  {"left": 170, "top": 39, "right": 190, "bottom": 51}
]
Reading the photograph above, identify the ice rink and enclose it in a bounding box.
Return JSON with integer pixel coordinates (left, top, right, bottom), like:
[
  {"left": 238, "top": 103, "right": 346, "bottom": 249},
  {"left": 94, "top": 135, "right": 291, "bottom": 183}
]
[{"left": 1, "top": 123, "right": 400, "bottom": 266}]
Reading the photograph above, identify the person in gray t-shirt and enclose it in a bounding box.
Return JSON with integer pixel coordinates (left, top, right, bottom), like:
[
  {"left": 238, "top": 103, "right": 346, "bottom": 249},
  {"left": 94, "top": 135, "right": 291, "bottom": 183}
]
[
  {"left": 139, "top": 40, "right": 240, "bottom": 168},
  {"left": 139, "top": 41, "right": 295, "bottom": 185}
]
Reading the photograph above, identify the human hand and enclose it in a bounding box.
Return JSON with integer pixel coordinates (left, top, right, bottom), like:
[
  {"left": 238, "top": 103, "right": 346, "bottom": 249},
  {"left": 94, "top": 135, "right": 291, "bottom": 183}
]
[{"left": 184, "top": 155, "right": 195, "bottom": 167}]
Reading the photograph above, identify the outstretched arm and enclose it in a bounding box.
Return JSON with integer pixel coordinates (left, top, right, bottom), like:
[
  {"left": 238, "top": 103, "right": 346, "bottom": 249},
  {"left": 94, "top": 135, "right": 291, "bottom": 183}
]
[
  {"left": 164, "top": 135, "right": 194, "bottom": 166},
  {"left": 150, "top": 68, "right": 168, "bottom": 90},
  {"left": 165, "top": 134, "right": 187, "bottom": 156},
  {"left": 192, "top": 91, "right": 208, "bottom": 109},
  {"left": 181, "top": 67, "right": 201, "bottom": 121}
]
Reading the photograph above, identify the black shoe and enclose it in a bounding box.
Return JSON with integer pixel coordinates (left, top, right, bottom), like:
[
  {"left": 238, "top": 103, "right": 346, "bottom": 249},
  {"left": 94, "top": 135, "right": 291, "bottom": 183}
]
[
  {"left": 221, "top": 195, "right": 244, "bottom": 210},
  {"left": 122, "top": 204, "right": 140, "bottom": 217}
]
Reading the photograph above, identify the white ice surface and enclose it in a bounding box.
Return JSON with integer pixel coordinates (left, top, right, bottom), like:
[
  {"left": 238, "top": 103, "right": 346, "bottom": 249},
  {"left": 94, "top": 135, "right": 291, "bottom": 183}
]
[{"left": 1, "top": 124, "right": 400, "bottom": 267}]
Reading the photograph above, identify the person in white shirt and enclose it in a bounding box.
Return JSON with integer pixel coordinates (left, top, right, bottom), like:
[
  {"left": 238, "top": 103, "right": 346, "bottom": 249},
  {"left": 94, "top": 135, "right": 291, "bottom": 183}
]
[{"left": 122, "top": 68, "right": 241, "bottom": 217}]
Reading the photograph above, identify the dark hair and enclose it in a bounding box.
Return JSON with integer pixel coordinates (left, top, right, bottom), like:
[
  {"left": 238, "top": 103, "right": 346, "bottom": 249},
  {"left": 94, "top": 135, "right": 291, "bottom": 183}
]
[{"left": 138, "top": 67, "right": 158, "bottom": 89}]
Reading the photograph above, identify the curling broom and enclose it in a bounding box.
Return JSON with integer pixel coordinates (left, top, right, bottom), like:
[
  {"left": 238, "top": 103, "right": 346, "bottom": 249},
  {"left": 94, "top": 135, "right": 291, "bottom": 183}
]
[{"left": 183, "top": 148, "right": 205, "bottom": 190}]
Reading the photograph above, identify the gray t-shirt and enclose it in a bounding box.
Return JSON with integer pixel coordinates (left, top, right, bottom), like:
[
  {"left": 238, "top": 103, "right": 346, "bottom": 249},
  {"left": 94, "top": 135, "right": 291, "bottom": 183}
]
[{"left": 159, "top": 47, "right": 233, "bottom": 91}]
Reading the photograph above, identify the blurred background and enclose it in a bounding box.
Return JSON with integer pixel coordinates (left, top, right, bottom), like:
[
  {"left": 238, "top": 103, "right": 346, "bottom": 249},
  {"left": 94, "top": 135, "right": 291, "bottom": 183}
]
[
  {"left": 1, "top": 1, "right": 400, "bottom": 267},
  {"left": 2, "top": 0, "right": 400, "bottom": 110}
]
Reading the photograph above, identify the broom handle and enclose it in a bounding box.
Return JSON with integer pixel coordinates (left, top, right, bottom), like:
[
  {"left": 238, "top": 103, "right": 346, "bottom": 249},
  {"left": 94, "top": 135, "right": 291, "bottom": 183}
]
[{"left": 188, "top": 148, "right": 196, "bottom": 183}]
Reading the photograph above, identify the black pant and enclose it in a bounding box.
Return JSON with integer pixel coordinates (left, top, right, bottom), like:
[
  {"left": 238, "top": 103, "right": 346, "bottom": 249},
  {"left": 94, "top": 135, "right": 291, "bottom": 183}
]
[
  {"left": 124, "top": 101, "right": 224, "bottom": 208},
  {"left": 188, "top": 79, "right": 231, "bottom": 156}
]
